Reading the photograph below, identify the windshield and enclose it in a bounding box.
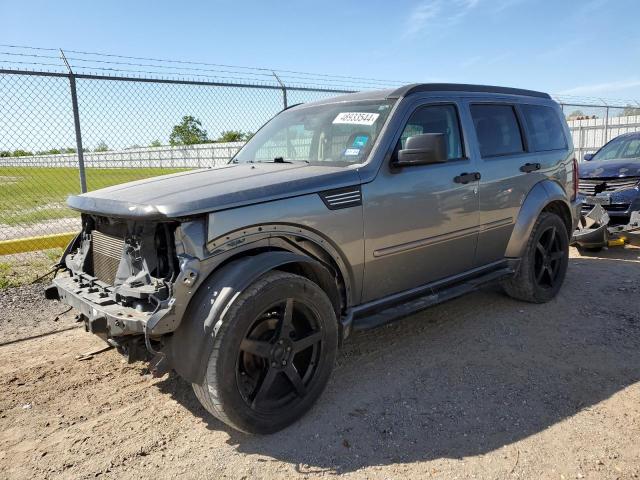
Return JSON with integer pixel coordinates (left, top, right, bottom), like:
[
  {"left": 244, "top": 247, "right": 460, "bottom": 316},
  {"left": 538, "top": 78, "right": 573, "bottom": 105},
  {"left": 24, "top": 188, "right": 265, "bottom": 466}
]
[
  {"left": 232, "top": 99, "right": 395, "bottom": 166},
  {"left": 592, "top": 135, "right": 640, "bottom": 162}
]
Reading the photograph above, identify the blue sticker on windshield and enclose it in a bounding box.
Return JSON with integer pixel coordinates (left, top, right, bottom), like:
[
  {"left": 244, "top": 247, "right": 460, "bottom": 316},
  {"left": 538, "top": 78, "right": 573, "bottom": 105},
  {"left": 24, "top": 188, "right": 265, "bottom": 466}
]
[{"left": 352, "top": 135, "right": 369, "bottom": 148}]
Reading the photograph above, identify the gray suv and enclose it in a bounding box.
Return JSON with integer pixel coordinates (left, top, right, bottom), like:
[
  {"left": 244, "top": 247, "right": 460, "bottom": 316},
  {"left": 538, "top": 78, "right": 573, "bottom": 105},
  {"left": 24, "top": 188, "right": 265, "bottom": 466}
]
[{"left": 46, "top": 84, "right": 580, "bottom": 433}]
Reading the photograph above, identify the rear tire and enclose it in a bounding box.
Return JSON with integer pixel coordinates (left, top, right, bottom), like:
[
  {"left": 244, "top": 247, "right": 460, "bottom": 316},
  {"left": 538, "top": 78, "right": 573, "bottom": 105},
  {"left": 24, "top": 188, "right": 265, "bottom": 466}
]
[
  {"left": 502, "top": 212, "right": 569, "bottom": 303},
  {"left": 193, "top": 271, "right": 338, "bottom": 434}
]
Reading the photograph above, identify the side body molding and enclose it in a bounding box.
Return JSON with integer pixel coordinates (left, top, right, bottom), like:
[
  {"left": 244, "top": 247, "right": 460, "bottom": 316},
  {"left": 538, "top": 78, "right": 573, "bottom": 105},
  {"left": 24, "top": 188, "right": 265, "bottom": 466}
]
[
  {"left": 166, "top": 251, "right": 339, "bottom": 384},
  {"left": 504, "top": 180, "right": 571, "bottom": 258}
]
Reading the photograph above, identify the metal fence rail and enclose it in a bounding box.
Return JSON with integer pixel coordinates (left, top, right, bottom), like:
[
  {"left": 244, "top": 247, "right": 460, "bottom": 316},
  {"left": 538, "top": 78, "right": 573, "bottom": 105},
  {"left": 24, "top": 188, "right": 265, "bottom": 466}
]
[{"left": 1, "top": 57, "right": 640, "bottom": 256}]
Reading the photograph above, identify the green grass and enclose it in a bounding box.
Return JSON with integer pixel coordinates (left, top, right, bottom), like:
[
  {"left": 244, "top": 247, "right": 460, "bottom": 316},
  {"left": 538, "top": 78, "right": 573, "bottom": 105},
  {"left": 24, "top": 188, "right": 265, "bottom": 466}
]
[
  {"left": 0, "top": 247, "right": 64, "bottom": 289},
  {"left": 0, "top": 167, "right": 187, "bottom": 225}
]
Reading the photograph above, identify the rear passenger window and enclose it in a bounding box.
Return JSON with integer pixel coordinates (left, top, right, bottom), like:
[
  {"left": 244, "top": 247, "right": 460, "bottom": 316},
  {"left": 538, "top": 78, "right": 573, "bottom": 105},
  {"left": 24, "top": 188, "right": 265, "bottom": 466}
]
[
  {"left": 520, "top": 104, "right": 567, "bottom": 152},
  {"left": 470, "top": 104, "right": 524, "bottom": 157},
  {"left": 399, "top": 104, "right": 463, "bottom": 159}
]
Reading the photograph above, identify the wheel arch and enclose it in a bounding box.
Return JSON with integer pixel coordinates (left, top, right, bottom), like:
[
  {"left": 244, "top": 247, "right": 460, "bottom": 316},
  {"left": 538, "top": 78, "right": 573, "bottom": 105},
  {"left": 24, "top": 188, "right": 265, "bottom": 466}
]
[
  {"left": 505, "top": 180, "right": 573, "bottom": 258},
  {"left": 166, "top": 249, "right": 344, "bottom": 384}
]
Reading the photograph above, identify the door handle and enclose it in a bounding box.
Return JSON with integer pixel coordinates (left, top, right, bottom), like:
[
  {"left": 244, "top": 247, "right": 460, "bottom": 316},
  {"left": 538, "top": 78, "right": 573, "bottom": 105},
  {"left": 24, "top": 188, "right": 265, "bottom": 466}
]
[
  {"left": 520, "top": 162, "right": 541, "bottom": 173},
  {"left": 454, "top": 172, "right": 481, "bottom": 184}
]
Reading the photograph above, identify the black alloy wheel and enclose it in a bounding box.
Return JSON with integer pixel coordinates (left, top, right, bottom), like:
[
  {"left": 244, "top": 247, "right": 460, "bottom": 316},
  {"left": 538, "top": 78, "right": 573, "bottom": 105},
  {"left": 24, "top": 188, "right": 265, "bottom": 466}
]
[
  {"left": 502, "top": 212, "right": 569, "bottom": 303},
  {"left": 192, "top": 271, "right": 338, "bottom": 434},
  {"left": 533, "top": 225, "right": 565, "bottom": 289},
  {"left": 236, "top": 298, "right": 324, "bottom": 411}
]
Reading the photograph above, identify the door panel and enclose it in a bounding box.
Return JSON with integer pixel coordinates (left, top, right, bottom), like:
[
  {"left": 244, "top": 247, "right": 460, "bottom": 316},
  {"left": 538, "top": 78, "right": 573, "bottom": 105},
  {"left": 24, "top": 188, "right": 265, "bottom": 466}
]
[
  {"left": 361, "top": 102, "right": 480, "bottom": 302},
  {"left": 467, "top": 101, "right": 568, "bottom": 265}
]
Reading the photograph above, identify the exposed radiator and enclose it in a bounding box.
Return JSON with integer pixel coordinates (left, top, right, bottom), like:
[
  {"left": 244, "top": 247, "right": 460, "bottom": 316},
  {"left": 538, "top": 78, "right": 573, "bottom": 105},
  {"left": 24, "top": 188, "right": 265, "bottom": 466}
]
[{"left": 91, "top": 230, "right": 124, "bottom": 285}]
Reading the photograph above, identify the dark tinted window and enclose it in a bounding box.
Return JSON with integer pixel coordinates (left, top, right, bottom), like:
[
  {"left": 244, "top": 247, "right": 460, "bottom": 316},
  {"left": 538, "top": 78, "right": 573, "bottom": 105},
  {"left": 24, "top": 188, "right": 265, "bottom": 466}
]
[
  {"left": 399, "top": 104, "right": 463, "bottom": 159},
  {"left": 470, "top": 104, "right": 524, "bottom": 157},
  {"left": 521, "top": 104, "right": 567, "bottom": 151}
]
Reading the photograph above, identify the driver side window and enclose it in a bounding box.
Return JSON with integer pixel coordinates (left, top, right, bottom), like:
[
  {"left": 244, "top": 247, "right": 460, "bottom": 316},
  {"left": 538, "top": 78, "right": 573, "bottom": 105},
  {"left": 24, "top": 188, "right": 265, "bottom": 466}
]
[{"left": 399, "top": 104, "right": 464, "bottom": 159}]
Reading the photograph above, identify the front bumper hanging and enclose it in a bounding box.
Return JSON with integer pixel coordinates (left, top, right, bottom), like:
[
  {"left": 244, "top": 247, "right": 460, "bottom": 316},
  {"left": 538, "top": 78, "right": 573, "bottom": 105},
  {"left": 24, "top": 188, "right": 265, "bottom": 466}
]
[
  {"left": 49, "top": 274, "right": 152, "bottom": 340},
  {"left": 572, "top": 200, "right": 640, "bottom": 249}
]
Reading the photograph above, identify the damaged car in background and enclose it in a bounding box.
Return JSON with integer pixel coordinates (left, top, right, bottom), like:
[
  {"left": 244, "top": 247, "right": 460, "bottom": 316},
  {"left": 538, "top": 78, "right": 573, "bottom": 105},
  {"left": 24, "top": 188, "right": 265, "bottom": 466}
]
[{"left": 574, "top": 132, "right": 640, "bottom": 250}]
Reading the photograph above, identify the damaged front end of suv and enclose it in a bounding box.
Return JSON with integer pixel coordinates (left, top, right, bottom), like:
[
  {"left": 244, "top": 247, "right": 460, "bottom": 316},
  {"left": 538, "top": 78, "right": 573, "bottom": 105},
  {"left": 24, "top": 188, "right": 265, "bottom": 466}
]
[{"left": 46, "top": 210, "right": 208, "bottom": 371}]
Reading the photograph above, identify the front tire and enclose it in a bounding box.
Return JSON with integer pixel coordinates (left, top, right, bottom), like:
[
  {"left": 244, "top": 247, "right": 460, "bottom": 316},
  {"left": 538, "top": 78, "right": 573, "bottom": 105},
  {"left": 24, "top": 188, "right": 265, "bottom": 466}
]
[
  {"left": 502, "top": 212, "right": 569, "bottom": 303},
  {"left": 193, "top": 271, "right": 338, "bottom": 434}
]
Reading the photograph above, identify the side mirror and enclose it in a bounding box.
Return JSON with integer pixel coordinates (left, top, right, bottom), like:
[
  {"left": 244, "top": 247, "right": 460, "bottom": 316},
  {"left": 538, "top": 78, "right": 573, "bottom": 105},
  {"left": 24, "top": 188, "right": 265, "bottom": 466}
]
[
  {"left": 583, "top": 153, "right": 594, "bottom": 161},
  {"left": 396, "top": 133, "right": 447, "bottom": 167}
]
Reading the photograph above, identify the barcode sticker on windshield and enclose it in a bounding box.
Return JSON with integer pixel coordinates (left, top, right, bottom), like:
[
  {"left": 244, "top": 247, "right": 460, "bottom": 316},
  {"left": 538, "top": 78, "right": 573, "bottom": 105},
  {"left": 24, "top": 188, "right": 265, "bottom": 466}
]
[{"left": 333, "top": 112, "right": 380, "bottom": 126}]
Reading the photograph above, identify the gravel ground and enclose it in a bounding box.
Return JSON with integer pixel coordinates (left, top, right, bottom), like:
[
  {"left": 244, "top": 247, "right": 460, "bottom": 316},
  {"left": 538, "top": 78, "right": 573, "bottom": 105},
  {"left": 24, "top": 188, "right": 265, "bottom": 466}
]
[
  {"left": 0, "top": 283, "right": 77, "bottom": 345},
  {"left": 0, "top": 246, "right": 639, "bottom": 479}
]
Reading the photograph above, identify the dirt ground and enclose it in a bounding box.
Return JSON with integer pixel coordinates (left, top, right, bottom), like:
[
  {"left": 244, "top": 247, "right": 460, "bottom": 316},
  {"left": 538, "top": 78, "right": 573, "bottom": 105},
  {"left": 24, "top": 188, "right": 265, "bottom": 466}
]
[{"left": 0, "top": 246, "right": 639, "bottom": 479}]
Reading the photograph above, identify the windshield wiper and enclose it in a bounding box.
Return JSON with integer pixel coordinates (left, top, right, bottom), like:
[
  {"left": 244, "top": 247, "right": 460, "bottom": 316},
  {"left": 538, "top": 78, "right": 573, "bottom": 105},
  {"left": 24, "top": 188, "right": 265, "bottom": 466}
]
[
  {"left": 266, "top": 157, "right": 309, "bottom": 164},
  {"left": 241, "top": 158, "right": 309, "bottom": 164}
]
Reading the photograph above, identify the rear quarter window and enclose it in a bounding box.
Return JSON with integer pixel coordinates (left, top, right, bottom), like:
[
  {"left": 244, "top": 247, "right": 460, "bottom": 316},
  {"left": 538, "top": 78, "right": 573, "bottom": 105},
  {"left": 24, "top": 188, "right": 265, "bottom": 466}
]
[
  {"left": 520, "top": 104, "right": 567, "bottom": 152},
  {"left": 470, "top": 104, "right": 524, "bottom": 157}
]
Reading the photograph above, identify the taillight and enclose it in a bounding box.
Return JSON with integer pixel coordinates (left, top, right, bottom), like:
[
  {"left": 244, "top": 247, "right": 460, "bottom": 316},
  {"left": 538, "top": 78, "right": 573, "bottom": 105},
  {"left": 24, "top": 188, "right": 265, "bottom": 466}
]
[{"left": 571, "top": 157, "right": 579, "bottom": 201}]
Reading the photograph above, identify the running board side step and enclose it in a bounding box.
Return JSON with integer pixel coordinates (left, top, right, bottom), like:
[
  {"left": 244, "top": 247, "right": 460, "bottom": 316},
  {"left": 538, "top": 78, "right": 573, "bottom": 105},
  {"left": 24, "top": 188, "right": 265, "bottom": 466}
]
[{"left": 351, "top": 267, "right": 514, "bottom": 331}]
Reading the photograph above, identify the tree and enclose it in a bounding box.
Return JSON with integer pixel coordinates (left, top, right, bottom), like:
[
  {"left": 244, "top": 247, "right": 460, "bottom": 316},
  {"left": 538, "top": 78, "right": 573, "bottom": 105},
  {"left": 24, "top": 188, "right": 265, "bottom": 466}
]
[
  {"left": 216, "top": 130, "right": 253, "bottom": 142},
  {"left": 169, "top": 116, "right": 209, "bottom": 146},
  {"left": 94, "top": 142, "right": 109, "bottom": 152},
  {"left": 36, "top": 148, "right": 61, "bottom": 155},
  {"left": 0, "top": 151, "right": 11, "bottom": 157},
  {"left": 12, "top": 149, "right": 33, "bottom": 157},
  {"left": 149, "top": 139, "right": 162, "bottom": 148},
  {"left": 567, "top": 110, "right": 584, "bottom": 119}
]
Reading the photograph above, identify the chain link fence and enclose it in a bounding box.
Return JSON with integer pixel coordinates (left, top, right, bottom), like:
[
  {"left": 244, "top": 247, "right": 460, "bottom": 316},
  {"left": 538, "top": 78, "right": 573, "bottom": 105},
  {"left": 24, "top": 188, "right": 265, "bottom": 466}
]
[
  {"left": 0, "top": 68, "right": 353, "bottom": 255},
  {"left": 2, "top": 48, "right": 640, "bottom": 259},
  {"left": 560, "top": 103, "right": 640, "bottom": 161}
]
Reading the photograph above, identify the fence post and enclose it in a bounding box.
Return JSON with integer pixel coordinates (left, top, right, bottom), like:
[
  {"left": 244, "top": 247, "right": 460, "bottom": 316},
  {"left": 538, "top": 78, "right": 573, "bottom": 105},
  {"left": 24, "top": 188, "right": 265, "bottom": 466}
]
[
  {"left": 272, "top": 72, "right": 288, "bottom": 109},
  {"left": 604, "top": 106, "right": 609, "bottom": 144},
  {"left": 578, "top": 124, "right": 584, "bottom": 161},
  {"left": 60, "top": 49, "right": 87, "bottom": 193}
]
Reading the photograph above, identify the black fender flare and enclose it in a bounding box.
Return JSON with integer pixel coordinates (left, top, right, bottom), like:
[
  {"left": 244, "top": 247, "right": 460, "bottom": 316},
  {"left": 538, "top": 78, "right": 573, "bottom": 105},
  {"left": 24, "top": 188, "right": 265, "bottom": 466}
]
[
  {"left": 505, "top": 180, "right": 573, "bottom": 258},
  {"left": 166, "top": 250, "right": 340, "bottom": 384}
]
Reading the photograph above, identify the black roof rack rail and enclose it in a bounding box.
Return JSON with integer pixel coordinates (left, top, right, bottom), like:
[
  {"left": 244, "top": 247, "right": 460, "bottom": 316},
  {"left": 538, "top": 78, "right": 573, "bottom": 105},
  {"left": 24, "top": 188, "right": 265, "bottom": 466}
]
[{"left": 388, "top": 83, "right": 551, "bottom": 100}]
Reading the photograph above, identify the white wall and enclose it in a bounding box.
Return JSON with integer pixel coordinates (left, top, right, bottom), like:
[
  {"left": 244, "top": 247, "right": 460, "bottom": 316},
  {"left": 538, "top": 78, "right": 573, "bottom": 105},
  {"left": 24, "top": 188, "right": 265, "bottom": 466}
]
[{"left": 0, "top": 142, "right": 245, "bottom": 169}]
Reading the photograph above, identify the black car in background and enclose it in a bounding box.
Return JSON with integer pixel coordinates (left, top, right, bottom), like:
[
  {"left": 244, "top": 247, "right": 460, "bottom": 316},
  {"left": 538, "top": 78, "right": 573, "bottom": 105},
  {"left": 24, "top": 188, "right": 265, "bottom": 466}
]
[{"left": 579, "top": 132, "right": 640, "bottom": 225}]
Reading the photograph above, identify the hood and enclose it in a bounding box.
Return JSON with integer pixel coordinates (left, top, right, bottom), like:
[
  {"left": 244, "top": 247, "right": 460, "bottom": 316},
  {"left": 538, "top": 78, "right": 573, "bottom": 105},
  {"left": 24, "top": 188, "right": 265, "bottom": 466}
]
[
  {"left": 579, "top": 158, "right": 640, "bottom": 179},
  {"left": 67, "top": 162, "right": 361, "bottom": 219}
]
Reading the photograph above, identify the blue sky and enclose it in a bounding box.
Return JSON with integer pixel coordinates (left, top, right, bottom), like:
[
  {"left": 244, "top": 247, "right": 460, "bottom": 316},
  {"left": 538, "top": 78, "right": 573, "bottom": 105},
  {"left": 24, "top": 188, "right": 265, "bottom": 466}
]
[
  {"left": 2, "top": 0, "right": 640, "bottom": 101},
  {"left": 2, "top": 0, "right": 640, "bottom": 152}
]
